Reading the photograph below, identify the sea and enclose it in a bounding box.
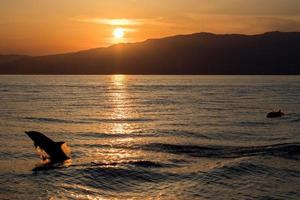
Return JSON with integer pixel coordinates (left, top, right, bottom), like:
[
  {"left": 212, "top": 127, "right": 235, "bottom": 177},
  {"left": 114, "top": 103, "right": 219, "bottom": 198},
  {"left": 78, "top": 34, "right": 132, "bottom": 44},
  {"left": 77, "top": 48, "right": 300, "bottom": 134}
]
[{"left": 0, "top": 75, "right": 299, "bottom": 200}]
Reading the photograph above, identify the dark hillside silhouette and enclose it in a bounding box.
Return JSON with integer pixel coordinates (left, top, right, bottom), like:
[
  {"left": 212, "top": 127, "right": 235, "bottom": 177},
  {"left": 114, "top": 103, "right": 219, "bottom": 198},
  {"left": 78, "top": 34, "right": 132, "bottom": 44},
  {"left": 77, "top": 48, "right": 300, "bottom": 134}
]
[{"left": 0, "top": 32, "right": 299, "bottom": 74}]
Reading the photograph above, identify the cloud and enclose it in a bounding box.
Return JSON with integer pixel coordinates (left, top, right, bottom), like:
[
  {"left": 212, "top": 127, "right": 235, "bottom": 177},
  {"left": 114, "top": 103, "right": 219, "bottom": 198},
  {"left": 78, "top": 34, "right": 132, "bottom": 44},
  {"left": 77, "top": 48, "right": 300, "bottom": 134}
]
[
  {"left": 172, "top": 14, "right": 300, "bottom": 34},
  {"left": 77, "top": 18, "right": 143, "bottom": 26}
]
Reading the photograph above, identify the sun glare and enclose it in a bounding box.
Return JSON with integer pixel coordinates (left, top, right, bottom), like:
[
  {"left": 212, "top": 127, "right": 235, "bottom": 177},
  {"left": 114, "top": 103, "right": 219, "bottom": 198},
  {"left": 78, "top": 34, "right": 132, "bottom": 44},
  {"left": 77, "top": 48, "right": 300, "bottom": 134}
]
[{"left": 113, "top": 28, "right": 125, "bottom": 39}]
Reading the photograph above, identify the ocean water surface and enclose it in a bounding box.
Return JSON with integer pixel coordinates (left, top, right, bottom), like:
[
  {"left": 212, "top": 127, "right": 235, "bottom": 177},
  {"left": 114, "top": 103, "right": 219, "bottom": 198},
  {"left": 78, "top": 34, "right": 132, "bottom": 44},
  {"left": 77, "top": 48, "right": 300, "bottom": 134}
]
[{"left": 0, "top": 75, "right": 299, "bottom": 199}]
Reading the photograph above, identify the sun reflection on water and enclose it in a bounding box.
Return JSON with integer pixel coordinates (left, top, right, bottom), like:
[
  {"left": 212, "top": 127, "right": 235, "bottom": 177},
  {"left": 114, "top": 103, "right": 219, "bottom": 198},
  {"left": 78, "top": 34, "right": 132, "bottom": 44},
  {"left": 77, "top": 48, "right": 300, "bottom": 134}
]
[
  {"left": 110, "top": 75, "right": 138, "bottom": 140},
  {"left": 103, "top": 75, "right": 137, "bottom": 161},
  {"left": 110, "top": 75, "right": 128, "bottom": 135},
  {"left": 112, "top": 74, "right": 126, "bottom": 87}
]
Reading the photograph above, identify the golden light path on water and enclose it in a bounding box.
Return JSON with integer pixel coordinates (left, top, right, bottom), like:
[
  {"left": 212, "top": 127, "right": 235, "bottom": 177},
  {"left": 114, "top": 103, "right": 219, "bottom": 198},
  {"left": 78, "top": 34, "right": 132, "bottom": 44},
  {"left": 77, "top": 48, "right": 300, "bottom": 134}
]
[
  {"left": 110, "top": 74, "right": 128, "bottom": 135},
  {"left": 65, "top": 75, "right": 144, "bottom": 200},
  {"left": 108, "top": 75, "right": 136, "bottom": 160}
]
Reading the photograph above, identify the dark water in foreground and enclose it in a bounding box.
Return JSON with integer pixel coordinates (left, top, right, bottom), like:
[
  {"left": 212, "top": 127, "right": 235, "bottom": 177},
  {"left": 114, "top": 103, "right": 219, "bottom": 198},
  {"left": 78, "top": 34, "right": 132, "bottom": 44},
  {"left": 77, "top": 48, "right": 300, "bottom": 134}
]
[{"left": 0, "top": 75, "right": 299, "bottom": 200}]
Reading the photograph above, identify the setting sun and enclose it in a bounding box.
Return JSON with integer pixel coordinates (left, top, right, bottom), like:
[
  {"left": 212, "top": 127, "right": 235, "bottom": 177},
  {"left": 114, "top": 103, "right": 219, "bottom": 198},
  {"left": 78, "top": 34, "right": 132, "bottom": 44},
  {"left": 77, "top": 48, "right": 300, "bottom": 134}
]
[{"left": 113, "top": 28, "right": 125, "bottom": 39}]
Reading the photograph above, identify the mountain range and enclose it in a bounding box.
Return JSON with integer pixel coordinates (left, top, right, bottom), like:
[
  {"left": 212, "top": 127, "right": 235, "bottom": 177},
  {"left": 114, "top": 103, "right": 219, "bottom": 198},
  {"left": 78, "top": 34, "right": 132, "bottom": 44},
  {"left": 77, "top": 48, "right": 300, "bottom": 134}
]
[{"left": 0, "top": 31, "right": 299, "bottom": 74}]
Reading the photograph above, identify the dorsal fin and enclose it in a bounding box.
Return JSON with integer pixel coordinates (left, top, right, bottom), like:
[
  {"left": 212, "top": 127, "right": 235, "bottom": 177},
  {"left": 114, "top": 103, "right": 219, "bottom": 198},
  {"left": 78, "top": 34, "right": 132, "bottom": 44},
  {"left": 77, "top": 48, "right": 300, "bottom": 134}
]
[{"left": 25, "top": 131, "right": 54, "bottom": 144}]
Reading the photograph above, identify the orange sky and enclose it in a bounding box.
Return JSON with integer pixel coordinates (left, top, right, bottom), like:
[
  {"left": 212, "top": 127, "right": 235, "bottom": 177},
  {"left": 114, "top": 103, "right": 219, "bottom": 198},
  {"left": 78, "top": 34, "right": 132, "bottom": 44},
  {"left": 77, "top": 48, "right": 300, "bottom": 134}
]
[{"left": 1, "top": 0, "right": 300, "bottom": 55}]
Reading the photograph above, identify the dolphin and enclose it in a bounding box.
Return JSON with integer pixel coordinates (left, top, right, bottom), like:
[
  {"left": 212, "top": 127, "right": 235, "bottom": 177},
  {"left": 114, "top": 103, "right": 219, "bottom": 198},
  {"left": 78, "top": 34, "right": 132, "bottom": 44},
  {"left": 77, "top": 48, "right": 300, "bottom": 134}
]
[
  {"left": 25, "top": 131, "right": 71, "bottom": 162},
  {"left": 266, "top": 110, "right": 285, "bottom": 118}
]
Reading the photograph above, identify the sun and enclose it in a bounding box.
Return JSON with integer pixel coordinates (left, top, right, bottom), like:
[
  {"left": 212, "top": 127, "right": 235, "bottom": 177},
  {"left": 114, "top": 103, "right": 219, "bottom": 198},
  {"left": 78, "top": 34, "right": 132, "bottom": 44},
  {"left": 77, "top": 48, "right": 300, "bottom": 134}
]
[{"left": 113, "top": 28, "right": 125, "bottom": 39}]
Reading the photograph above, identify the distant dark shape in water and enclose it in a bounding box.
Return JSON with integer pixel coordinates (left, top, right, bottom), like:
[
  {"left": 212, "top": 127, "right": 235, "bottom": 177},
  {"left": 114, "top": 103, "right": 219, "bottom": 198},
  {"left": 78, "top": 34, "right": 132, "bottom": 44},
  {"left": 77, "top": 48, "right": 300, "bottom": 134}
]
[
  {"left": 266, "top": 110, "right": 285, "bottom": 118},
  {"left": 25, "top": 131, "right": 71, "bottom": 162}
]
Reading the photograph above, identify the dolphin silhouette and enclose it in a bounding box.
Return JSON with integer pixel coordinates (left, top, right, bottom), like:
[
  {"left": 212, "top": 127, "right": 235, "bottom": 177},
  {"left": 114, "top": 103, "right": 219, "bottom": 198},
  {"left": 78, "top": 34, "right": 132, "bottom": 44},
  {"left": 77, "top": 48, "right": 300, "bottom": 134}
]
[
  {"left": 266, "top": 110, "right": 285, "bottom": 118},
  {"left": 25, "top": 131, "right": 71, "bottom": 162}
]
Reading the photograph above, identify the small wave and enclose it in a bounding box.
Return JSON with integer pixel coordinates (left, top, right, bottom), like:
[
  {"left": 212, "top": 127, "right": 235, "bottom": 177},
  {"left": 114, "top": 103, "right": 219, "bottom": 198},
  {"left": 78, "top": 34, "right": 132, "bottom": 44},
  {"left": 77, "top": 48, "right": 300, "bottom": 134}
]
[
  {"left": 139, "top": 142, "right": 300, "bottom": 159},
  {"left": 77, "top": 130, "right": 212, "bottom": 140},
  {"left": 80, "top": 118, "right": 154, "bottom": 123},
  {"left": 281, "top": 113, "right": 300, "bottom": 123},
  {"left": 24, "top": 117, "right": 81, "bottom": 124},
  {"left": 290, "top": 118, "right": 300, "bottom": 123},
  {"left": 0, "top": 152, "right": 34, "bottom": 160},
  {"left": 161, "top": 130, "right": 211, "bottom": 139},
  {"left": 32, "top": 159, "right": 169, "bottom": 172},
  {"left": 32, "top": 160, "right": 72, "bottom": 171},
  {"left": 127, "top": 130, "right": 212, "bottom": 140},
  {"left": 26, "top": 90, "right": 41, "bottom": 93},
  {"left": 68, "top": 167, "right": 169, "bottom": 192},
  {"left": 203, "top": 161, "right": 300, "bottom": 182},
  {"left": 78, "top": 132, "right": 158, "bottom": 139},
  {"left": 24, "top": 117, "right": 153, "bottom": 124},
  {"left": 238, "top": 121, "right": 271, "bottom": 126},
  {"left": 92, "top": 160, "right": 165, "bottom": 168}
]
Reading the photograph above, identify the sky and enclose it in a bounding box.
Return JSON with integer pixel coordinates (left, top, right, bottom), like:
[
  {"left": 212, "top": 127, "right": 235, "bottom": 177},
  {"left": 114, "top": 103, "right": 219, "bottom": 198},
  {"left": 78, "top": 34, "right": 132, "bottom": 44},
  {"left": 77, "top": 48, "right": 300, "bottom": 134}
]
[{"left": 0, "top": 0, "right": 300, "bottom": 55}]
